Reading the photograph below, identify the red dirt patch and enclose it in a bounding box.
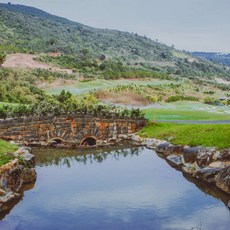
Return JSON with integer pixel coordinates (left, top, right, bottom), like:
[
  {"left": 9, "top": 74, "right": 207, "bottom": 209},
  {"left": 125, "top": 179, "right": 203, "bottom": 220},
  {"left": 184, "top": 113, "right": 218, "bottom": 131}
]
[{"left": 3, "top": 53, "right": 73, "bottom": 74}]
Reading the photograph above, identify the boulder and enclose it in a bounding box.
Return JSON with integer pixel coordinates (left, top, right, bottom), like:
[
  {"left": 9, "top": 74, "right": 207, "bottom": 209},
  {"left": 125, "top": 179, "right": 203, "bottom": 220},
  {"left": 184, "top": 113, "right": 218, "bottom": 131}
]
[
  {"left": 208, "top": 161, "right": 230, "bottom": 169},
  {"left": 194, "top": 168, "right": 221, "bottom": 183},
  {"left": 182, "top": 162, "right": 199, "bottom": 175},
  {"left": 141, "top": 138, "right": 162, "bottom": 149},
  {"left": 118, "top": 134, "right": 129, "bottom": 140},
  {"left": 0, "top": 188, "right": 6, "bottom": 196},
  {"left": 166, "top": 145, "right": 184, "bottom": 156},
  {"left": 0, "top": 192, "right": 20, "bottom": 205},
  {"left": 22, "top": 168, "right": 37, "bottom": 184},
  {"left": 196, "top": 147, "right": 215, "bottom": 168},
  {"left": 183, "top": 147, "right": 200, "bottom": 164},
  {"left": 21, "top": 153, "right": 35, "bottom": 167},
  {"left": 216, "top": 149, "right": 230, "bottom": 161},
  {"left": 14, "top": 146, "right": 31, "bottom": 156},
  {"left": 156, "top": 142, "right": 171, "bottom": 155},
  {"left": 131, "top": 135, "right": 143, "bottom": 144},
  {"left": 166, "top": 155, "right": 183, "bottom": 169},
  {"left": 216, "top": 166, "right": 230, "bottom": 194},
  {"left": 0, "top": 166, "right": 23, "bottom": 192}
]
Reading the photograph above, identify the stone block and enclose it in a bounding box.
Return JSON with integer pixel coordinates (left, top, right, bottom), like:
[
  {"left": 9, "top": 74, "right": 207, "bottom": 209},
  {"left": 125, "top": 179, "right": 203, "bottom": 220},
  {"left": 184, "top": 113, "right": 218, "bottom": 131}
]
[{"left": 183, "top": 147, "right": 200, "bottom": 163}]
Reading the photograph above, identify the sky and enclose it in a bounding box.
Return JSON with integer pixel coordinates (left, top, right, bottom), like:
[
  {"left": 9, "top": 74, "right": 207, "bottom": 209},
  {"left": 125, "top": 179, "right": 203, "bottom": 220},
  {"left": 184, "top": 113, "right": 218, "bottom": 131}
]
[{"left": 1, "top": 0, "right": 230, "bottom": 52}]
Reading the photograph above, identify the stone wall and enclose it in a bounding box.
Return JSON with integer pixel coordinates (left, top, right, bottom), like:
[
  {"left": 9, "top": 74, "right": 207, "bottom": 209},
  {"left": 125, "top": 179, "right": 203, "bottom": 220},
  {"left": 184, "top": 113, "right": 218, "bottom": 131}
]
[{"left": 0, "top": 114, "right": 146, "bottom": 146}]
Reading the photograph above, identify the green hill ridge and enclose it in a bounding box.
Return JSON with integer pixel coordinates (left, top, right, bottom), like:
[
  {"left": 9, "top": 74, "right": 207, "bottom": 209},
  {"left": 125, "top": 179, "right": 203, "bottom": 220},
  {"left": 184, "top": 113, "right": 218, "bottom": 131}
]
[{"left": 0, "top": 3, "right": 229, "bottom": 79}]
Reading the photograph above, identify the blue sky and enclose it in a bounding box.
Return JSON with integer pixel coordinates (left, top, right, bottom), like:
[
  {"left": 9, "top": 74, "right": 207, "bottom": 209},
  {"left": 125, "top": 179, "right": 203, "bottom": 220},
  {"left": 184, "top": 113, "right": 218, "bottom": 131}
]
[{"left": 1, "top": 0, "right": 230, "bottom": 52}]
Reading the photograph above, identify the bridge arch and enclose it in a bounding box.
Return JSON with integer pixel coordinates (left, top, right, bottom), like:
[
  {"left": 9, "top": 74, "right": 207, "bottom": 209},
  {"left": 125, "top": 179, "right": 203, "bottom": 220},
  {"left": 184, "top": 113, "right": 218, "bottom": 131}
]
[
  {"left": 48, "top": 137, "right": 65, "bottom": 146},
  {"left": 80, "top": 136, "right": 97, "bottom": 146}
]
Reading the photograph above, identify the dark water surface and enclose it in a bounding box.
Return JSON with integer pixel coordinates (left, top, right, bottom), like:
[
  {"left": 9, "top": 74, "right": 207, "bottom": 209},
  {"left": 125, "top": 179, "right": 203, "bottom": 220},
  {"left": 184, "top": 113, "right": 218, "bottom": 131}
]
[{"left": 0, "top": 146, "right": 230, "bottom": 230}]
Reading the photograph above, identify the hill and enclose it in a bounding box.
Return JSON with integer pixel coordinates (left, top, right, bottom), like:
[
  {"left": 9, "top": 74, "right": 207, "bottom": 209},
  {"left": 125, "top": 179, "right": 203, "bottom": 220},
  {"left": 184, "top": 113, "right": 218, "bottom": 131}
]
[
  {"left": 0, "top": 3, "right": 230, "bottom": 80},
  {"left": 192, "top": 52, "right": 230, "bottom": 67}
]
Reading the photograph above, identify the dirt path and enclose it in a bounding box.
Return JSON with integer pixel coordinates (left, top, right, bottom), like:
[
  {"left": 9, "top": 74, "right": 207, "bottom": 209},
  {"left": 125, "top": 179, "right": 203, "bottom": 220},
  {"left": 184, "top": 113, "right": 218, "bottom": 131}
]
[{"left": 2, "top": 53, "right": 73, "bottom": 74}]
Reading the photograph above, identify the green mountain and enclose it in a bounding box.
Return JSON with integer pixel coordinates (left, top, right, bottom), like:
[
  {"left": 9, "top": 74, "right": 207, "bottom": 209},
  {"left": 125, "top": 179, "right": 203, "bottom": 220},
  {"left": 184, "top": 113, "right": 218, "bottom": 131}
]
[
  {"left": 0, "top": 3, "right": 172, "bottom": 60},
  {"left": 0, "top": 3, "right": 230, "bottom": 79}
]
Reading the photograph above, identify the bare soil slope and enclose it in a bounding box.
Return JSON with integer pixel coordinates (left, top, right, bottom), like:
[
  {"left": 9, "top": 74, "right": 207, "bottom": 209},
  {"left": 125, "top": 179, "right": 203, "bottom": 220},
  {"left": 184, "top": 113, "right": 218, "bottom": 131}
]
[{"left": 3, "top": 53, "right": 73, "bottom": 74}]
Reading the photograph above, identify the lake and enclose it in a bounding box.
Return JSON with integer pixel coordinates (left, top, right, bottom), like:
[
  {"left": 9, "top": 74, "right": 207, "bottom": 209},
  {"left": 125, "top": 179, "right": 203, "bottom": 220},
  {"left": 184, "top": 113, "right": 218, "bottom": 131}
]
[{"left": 0, "top": 145, "right": 230, "bottom": 230}]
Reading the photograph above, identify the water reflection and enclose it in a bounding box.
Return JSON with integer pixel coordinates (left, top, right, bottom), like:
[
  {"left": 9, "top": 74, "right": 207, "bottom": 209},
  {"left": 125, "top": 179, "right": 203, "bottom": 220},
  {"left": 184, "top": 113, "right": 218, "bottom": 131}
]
[
  {"left": 33, "top": 144, "right": 142, "bottom": 167},
  {"left": 0, "top": 182, "right": 35, "bottom": 220},
  {"left": 0, "top": 146, "right": 230, "bottom": 230},
  {"left": 183, "top": 173, "right": 230, "bottom": 210}
]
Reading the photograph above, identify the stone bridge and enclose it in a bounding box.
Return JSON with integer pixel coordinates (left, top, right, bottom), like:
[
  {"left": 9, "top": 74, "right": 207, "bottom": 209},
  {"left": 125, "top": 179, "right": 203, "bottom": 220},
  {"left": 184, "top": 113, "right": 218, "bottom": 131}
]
[{"left": 0, "top": 114, "right": 146, "bottom": 147}]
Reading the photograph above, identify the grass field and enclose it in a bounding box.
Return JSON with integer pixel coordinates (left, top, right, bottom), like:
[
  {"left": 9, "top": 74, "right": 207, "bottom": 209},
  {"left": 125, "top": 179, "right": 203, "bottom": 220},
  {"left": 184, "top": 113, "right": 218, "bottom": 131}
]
[
  {"left": 143, "top": 101, "right": 230, "bottom": 121},
  {"left": 138, "top": 122, "right": 230, "bottom": 149},
  {"left": 46, "top": 79, "right": 176, "bottom": 95}
]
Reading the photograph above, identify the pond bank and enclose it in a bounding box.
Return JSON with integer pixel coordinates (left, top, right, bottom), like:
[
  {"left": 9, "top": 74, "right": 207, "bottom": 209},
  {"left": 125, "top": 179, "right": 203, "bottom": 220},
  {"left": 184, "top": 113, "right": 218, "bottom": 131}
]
[
  {"left": 123, "top": 133, "right": 230, "bottom": 197},
  {"left": 0, "top": 147, "right": 36, "bottom": 212}
]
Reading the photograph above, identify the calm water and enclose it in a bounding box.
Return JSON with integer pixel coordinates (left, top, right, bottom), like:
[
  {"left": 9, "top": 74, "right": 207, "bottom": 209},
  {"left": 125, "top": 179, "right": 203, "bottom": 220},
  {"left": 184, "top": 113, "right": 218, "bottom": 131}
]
[{"left": 0, "top": 146, "right": 230, "bottom": 230}]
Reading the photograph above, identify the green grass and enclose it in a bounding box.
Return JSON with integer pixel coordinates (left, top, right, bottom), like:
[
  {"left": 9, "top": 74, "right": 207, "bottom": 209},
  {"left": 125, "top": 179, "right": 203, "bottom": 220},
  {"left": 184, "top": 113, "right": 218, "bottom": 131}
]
[
  {"left": 138, "top": 122, "right": 230, "bottom": 149},
  {"left": 46, "top": 79, "right": 175, "bottom": 95},
  {"left": 0, "top": 139, "right": 18, "bottom": 166},
  {"left": 143, "top": 101, "right": 230, "bottom": 121},
  {"left": 143, "top": 107, "right": 230, "bottom": 121}
]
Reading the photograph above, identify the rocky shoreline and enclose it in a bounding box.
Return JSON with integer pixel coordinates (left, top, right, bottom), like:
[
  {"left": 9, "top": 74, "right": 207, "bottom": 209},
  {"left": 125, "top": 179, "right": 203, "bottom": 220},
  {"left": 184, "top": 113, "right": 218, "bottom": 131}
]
[
  {"left": 117, "top": 134, "right": 230, "bottom": 197},
  {"left": 0, "top": 147, "right": 36, "bottom": 213}
]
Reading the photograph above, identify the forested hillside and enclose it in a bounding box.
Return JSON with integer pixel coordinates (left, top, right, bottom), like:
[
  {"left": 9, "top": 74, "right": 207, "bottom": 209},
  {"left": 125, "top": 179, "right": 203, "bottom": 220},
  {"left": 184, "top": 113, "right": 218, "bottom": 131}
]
[{"left": 0, "top": 3, "right": 230, "bottom": 79}]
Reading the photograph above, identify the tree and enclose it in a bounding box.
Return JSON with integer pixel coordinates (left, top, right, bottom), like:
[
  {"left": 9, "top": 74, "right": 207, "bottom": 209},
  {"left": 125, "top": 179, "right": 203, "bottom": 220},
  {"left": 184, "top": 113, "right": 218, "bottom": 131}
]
[{"left": 0, "top": 53, "right": 6, "bottom": 66}]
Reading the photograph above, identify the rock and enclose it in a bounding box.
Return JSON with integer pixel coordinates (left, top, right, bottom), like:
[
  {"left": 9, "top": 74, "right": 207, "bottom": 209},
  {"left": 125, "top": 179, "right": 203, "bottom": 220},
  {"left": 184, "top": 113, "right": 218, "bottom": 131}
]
[
  {"left": 96, "top": 140, "right": 104, "bottom": 146},
  {"left": 216, "top": 149, "right": 230, "bottom": 161},
  {"left": 213, "top": 151, "right": 221, "bottom": 161},
  {"left": 156, "top": 142, "right": 171, "bottom": 155},
  {"left": 0, "top": 159, "right": 19, "bottom": 176},
  {"left": 223, "top": 162, "right": 230, "bottom": 167},
  {"left": 216, "top": 166, "right": 230, "bottom": 194},
  {"left": 196, "top": 147, "right": 215, "bottom": 168},
  {"left": 194, "top": 168, "right": 221, "bottom": 183},
  {"left": 131, "top": 135, "right": 143, "bottom": 143},
  {"left": 183, "top": 147, "right": 200, "bottom": 164},
  {"left": 141, "top": 138, "right": 161, "bottom": 149},
  {"left": 118, "top": 134, "right": 129, "bottom": 140},
  {"left": 40, "top": 141, "right": 48, "bottom": 147},
  {"left": 107, "top": 138, "right": 117, "bottom": 143},
  {"left": 209, "top": 161, "right": 223, "bottom": 168},
  {"left": 166, "top": 155, "right": 183, "bottom": 169},
  {"left": 1, "top": 166, "right": 23, "bottom": 192},
  {"left": 14, "top": 146, "right": 31, "bottom": 156},
  {"left": 0, "top": 192, "right": 20, "bottom": 204},
  {"left": 165, "top": 145, "right": 184, "bottom": 156},
  {"left": 22, "top": 168, "right": 36, "bottom": 184},
  {"left": 182, "top": 162, "right": 199, "bottom": 175},
  {"left": 9, "top": 141, "right": 16, "bottom": 145},
  {"left": 0, "top": 188, "right": 6, "bottom": 196},
  {"left": 21, "top": 153, "right": 35, "bottom": 167}
]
